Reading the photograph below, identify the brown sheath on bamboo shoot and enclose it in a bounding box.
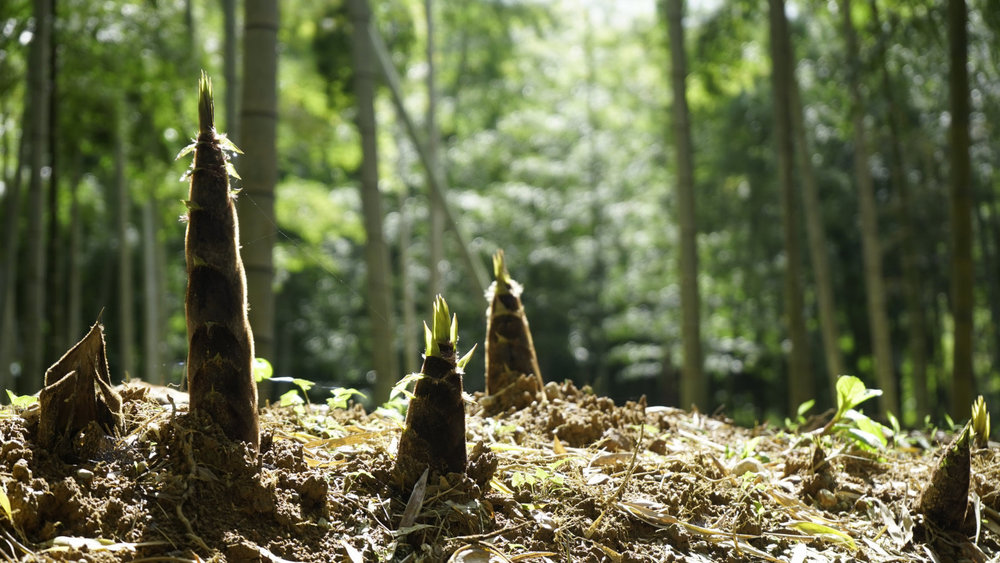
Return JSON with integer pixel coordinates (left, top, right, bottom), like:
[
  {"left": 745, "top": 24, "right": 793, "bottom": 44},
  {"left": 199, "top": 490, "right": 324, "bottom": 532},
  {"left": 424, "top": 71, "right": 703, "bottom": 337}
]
[{"left": 183, "top": 73, "right": 259, "bottom": 451}]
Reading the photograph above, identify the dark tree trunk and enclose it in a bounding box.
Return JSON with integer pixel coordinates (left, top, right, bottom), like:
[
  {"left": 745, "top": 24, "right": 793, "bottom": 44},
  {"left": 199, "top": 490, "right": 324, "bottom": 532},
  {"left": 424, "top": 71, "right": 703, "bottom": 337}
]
[
  {"left": 948, "top": 0, "right": 974, "bottom": 415},
  {"left": 769, "top": 0, "right": 812, "bottom": 413},
  {"left": 663, "top": 0, "right": 705, "bottom": 410},
  {"left": 350, "top": 0, "right": 399, "bottom": 404}
]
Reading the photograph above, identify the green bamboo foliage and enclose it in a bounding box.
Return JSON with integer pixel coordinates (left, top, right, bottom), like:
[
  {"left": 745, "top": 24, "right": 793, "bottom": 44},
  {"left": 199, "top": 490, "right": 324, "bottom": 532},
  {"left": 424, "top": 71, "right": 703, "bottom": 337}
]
[
  {"left": 483, "top": 249, "right": 544, "bottom": 415},
  {"left": 181, "top": 72, "right": 259, "bottom": 451},
  {"left": 395, "top": 295, "right": 475, "bottom": 487}
]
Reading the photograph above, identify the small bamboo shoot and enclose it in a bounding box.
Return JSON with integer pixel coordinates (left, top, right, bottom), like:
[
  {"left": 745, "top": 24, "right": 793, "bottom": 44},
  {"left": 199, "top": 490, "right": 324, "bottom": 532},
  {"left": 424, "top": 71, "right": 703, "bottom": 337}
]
[
  {"left": 183, "top": 72, "right": 259, "bottom": 451},
  {"left": 483, "top": 249, "right": 544, "bottom": 415},
  {"left": 395, "top": 295, "right": 473, "bottom": 488}
]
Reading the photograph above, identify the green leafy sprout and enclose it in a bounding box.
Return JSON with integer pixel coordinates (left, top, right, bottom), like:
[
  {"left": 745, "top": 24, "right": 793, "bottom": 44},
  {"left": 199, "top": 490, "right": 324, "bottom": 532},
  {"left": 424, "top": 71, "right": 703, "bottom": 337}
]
[
  {"left": 785, "top": 398, "right": 816, "bottom": 432},
  {"left": 972, "top": 395, "right": 990, "bottom": 448},
  {"left": 328, "top": 387, "right": 367, "bottom": 410},
  {"left": 493, "top": 249, "right": 513, "bottom": 292},
  {"left": 834, "top": 375, "right": 882, "bottom": 424},
  {"left": 813, "top": 376, "right": 890, "bottom": 451},
  {"left": 252, "top": 357, "right": 274, "bottom": 383},
  {"left": 423, "top": 294, "right": 476, "bottom": 368},
  {"left": 5, "top": 390, "right": 38, "bottom": 410}
]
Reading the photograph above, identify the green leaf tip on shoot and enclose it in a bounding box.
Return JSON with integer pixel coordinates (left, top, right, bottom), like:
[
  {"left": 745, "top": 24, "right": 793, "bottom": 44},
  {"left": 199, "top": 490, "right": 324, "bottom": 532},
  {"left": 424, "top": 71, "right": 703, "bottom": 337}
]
[
  {"left": 457, "top": 343, "right": 478, "bottom": 370},
  {"left": 425, "top": 294, "right": 454, "bottom": 358},
  {"left": 423, "top": 321, "right": 435, "bottom": 358},
  {"left": 198, "top": 70, "right": 215, "bottom": 135},
  {"left": 493, "top": 249, "right": 512, "bottom": 292},
  {"left": 972, "top": 395, "right": 990, "bottom": 447}
]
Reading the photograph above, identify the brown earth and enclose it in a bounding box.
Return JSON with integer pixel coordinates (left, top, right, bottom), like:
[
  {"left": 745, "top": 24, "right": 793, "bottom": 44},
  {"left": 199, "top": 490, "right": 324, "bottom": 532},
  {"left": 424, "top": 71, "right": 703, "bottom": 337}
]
[{"left": 0, "top": 380, "right": 998, "bottom": 562}]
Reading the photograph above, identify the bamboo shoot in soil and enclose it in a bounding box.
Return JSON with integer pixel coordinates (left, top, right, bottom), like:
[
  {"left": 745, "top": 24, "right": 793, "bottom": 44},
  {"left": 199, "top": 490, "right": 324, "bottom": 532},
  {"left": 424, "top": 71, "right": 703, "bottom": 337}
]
[
  {"left": 482, "top": 250, "right": 544, "bottom": 415},
  {"left": 917, "top": 424, "right": 970, "bottom": 531},
  {"left": 182, "top": 73, "right": 258, "bottom": 451},
  {"left": 38, "top": 318, "right": 123, "bottom": 453},
  {"left": 395, "top": 296, "right": 475, "bottom": 488}
]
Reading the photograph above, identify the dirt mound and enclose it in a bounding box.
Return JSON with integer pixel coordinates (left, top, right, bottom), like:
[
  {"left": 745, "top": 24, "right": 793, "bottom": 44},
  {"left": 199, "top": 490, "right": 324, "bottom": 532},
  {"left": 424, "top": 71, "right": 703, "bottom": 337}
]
[{"left": 0, "top": 380, "right": 998, "bottom": 561}]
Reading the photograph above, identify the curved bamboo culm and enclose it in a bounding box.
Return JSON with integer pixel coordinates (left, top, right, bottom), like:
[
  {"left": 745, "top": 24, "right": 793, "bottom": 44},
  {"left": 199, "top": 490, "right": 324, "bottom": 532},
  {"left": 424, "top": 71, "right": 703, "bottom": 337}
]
[
  {"left": 183, "top": 72, "right": 259, "bottom": 451},
  {"left": 483, "top": 249, "right": 545, "bottom": 415}
]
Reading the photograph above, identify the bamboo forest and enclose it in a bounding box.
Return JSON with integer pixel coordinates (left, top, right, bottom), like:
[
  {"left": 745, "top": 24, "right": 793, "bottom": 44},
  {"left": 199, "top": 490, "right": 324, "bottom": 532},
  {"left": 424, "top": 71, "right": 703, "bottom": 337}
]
[{"left": 0, "top": 0, "right": 998, "bottom": 561}]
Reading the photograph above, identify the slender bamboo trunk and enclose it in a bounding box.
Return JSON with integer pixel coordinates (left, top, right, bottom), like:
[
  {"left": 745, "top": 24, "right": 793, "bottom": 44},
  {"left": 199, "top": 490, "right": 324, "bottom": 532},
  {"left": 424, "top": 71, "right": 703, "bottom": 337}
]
[
  {"left": 368, "top": 23, "right": 489, "bottom": 293},
  {"left": 769, "top": 0, "right": 812, "bottom": 413},
  {"left": 46, "top": 0, "right": 63, "bottom": 360},
  {"left": 184, "top": 0, "right": 194, "bottom": 51},
  {"left": 66, "top": 159, "right": 82, "bottom": 350},
  {"left": 24, "top": 0, "right": 53, "bottom": 393},
  {"left": 985, "top": 198, "right": 1000, "bottom": 388},
  {"left": 790, "top": 63, "right": 844, "bottom": 397},
  {"left": 0, "top": 130, "right": 26, "bottom": 388},
  {"left": 143, "top": 197, "right": 162, "bottom": 383},
  {"left": 239, "top": 0, "right": 278, "bottom": 367},
  {"left": 350, "top": 0, "right": 399, "bottom": 404},
  {"left": 973, "top": 201, "right": 1000, "bottom": 374},
  {"left": 948, "top": 0, "right": 974, "bottom": 415},
  {"left": 664, "top": 0, "right": 705, "bottom": 410},
  {"left": 871, "top": 0, "right": 929, "bottom": 420},
  {"left": 115, "top": 99, "right": 134, "bottom": 380},
  {"left": 425, "top": 0, "right": 444, "bottom": 301},
  {"left": 583, "top": 13, "right": 610, "bottom": 394},
  {"left": 222, "top": 0, "right": 239, "bottom": 142},
  {"left": 841, "top": 0, "right": 897, "bottom": 418},
  {"left": 0, "top": 98, "right": 12, "bottom": 393},
  {"left": 399, "top": 196, "right": 419, "bottom": 376},
  {"left": 0, "top": 287, "right": 15, "bottom": 395}
]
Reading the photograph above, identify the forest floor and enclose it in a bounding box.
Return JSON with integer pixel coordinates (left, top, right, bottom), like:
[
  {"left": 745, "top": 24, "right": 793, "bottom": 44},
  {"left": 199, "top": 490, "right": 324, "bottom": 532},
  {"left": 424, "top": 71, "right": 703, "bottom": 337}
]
[{"left": 0, "top": 379, "right": 998, "bottom": 562}]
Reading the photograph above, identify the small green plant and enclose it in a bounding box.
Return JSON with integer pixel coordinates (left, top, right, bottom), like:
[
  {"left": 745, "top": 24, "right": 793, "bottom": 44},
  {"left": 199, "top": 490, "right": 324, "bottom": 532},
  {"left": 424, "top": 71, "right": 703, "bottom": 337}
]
[
  {"left": 785, "top": 398, "right": 816, "bottom": 431},
  {"left": 271, "top": 377, "right": 316, "bottom": 411},
  {"left": 252, "top": 357, "right": 274, "bottom": 383},
  {"left": 819, "top": 375, "right": 890, "bottom": 451},
  {"left": 509, "top": 464, "right": 566, "bottom": 495},
  {"left": 373, "top": 373, "right": 424, "bottom": 421},
  {"left": 833, "top": 375, "right": 882, "bottom": 424},
  {"left": 5, "top": 390, "right": 38, "bottom": 410},
  {"left": 740, "top": 436, "right": 763, "bottom": 460},
  {"left": 328, "top": 387, "right": 366, "bottom": 410},
  {"left": 278, "top": 388, "right": 305, "bottom": 408}
]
